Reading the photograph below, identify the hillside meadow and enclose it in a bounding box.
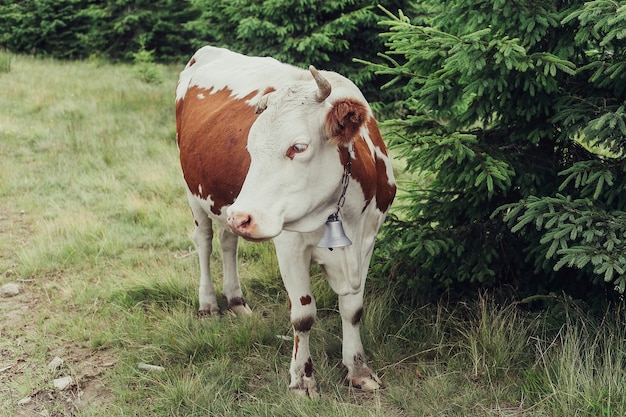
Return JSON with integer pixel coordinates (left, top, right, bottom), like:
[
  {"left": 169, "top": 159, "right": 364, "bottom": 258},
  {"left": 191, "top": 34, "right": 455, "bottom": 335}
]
[{"left": 1, "top": 54, "right": 625, "bottom": 416}]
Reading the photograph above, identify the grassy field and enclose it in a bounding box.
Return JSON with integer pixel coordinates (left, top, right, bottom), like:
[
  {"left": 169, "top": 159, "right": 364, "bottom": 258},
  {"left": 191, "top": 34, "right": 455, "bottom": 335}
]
[{"left": 1, "top": 53, "right": 626, "bottom": 416}]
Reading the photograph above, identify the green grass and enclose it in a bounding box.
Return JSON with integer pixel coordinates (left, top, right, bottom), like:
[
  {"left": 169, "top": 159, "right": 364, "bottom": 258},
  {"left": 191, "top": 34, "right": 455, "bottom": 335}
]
[
  {"left": 1, "top": 55, "right": 626, "bottom": 416},
  {"left": 0, "top": 51, "right": 11, "bottom": 73}
]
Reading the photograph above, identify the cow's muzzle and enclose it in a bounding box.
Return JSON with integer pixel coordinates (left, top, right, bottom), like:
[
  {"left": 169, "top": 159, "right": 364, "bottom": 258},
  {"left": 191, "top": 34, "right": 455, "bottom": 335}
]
[{"left": 227, "top": 212, "right": 269, "bottom": 242}]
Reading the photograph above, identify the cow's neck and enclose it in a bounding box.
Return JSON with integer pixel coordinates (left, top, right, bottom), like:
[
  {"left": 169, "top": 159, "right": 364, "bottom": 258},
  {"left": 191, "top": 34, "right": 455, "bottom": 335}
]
[{"left": 317, "top": 142, "right": 354, "bottom": 250}]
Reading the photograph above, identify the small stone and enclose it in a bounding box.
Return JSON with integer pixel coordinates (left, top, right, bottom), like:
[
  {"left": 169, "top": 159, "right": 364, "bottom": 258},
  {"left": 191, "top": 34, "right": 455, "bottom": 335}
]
[
  {"left": 17, "top": 396, "right": 32, "bottom": 406},
  {"left": 0, "top": 283, "right": 20, "bottom": 297},
  {"left": 4, "top": 269, "right": 14, "bottom": 277},
  {"left": 53, "top": 376, "right": 73, "bottom": 390},
  {"left": 137, "top": 363, "right": 165, "bottom": 372},
  {"left": 47, "top": 356, "right": 64, "bottom": 371}
]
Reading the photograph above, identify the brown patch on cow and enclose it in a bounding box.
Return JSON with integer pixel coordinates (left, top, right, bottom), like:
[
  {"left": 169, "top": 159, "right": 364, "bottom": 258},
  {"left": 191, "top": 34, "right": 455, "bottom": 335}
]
[
  {"left": 351, "top": 307, "right": 363, "bottom": 326},
  {"left": 325, "top": 99, "right": 368, "bottom": 146},
  {"left": 375, "top": 155, "right": 396, "bottom": 212},
  {"left": 304, "top": 357, "right": 313, "bottom": 378},
  {"left": 339, "top": 117, "right": 396, "bottom": 213},
  {"left": 300, "top": 295, "right": 312, "bottom": 306},
  {"left": 293, "top": 316, "right": 315, "bottom": 333},
  {"left": 368, "top": 118, "right": 396, "bottom": 212},
  {"left": 294, "top": 334, "right": 300, "bottom": 359},
  {"left": 177, "top": 87, "right": 259, "bottom": 215},
  {"left": 288, "top": 297, "right": 292, "bottom": 311},
  {"left": 340, "top": 133, "right": 376, "bottom": 209},
  {"left": 188, "top": 57, "right": 196, "bottom": 67}
]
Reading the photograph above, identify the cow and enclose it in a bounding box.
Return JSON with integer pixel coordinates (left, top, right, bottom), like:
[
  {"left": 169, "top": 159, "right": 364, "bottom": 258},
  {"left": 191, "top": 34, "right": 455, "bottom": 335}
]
[{"left": 175, "top": 46, "right": 396, "bottom": 397}]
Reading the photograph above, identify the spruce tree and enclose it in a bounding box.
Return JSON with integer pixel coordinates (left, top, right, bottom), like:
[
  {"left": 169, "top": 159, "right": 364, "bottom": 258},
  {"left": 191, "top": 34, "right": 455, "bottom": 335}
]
[{"left": 369, "top": 0, "right": 626, "bottom": 301}]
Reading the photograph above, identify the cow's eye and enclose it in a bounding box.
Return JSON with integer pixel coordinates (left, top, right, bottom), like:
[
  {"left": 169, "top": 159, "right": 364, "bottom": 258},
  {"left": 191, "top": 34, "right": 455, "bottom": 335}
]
[
  {"left": 292, "top": 143, "right": 308, "bottom": 153},
  {"left": 286, "top": 143, "right": 308, "bottom": 159}
]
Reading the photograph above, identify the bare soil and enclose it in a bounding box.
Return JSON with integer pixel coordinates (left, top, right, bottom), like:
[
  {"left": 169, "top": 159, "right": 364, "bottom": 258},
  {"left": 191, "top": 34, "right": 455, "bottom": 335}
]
[{"left": 1, "top": 209, "right": 118, "bottom": 416}]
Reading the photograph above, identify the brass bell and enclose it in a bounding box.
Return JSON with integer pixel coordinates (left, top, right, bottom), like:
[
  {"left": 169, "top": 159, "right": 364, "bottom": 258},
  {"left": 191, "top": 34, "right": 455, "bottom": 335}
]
[{"left": 318, "top": 214, "right": 352, "bottom": 248}]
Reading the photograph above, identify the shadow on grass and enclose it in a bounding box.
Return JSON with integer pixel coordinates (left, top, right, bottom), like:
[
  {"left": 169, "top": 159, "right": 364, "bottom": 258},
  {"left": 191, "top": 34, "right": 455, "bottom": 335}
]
[{"left": 110, "top": 275, "right": 197, "bottom": 310}]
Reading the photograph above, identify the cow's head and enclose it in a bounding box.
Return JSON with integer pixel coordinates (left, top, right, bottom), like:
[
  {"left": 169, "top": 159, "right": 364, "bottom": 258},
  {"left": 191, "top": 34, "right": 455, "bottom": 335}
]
[{"left": 226, "top": 67, "right": 370, "bottom": 241}]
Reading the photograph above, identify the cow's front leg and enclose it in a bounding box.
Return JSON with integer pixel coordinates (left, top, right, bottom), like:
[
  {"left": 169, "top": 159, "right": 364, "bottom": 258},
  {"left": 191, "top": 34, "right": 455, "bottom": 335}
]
[
  {"left": 274, "top": 235, "right": 318, "bottom": 397},
  {"left": 289, "top": 296, "right": 318, "bottom": 398},
  {"left": 339, "top": 291, "right": 381, "bottom": 390},
  {"left": 188, "top": 199, "right": 220, "bottom": 316},
  {"left": 283, "top": 277, "right": 318, "bottom": 397}
]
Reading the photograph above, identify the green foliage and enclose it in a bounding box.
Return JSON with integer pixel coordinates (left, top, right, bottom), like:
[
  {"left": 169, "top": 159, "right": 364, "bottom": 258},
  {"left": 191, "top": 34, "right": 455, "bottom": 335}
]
[
  {"left": 132, "top": 45, "right": 163, "bottom": 84},
  {"left": 186, "top": 0, "right": 414, "bottom": 106},
  {"left": 501, "top": 194, "right": 626, "bottom": 292},
  {"left": 0, "top": 0, "right": 107, "bottom": 59},
  {"left": 101, "top": 0, "right": 200, "bottom": 62},
  {"left": 0, "top": 0, "right": 198, "bottom": 62},
  {"left": 370, "top": 0, "right": 626, "bottom": 302}
]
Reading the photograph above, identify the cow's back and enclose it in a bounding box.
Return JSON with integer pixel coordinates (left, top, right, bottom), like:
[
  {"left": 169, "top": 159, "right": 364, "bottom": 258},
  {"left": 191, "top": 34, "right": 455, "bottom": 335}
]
[{"left": 175, "top": 46, "right": 306, "bottom": 217}]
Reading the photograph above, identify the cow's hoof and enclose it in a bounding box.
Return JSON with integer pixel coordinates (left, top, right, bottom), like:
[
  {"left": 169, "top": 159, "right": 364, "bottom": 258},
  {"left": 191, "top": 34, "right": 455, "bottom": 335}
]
[
  {"left": 197, "top": 307, "right": 220, "bottom": 317},
  {"left": 345, "top": 373, "right": 382, "bottom": 391},
  {"left": 290, "top": 386, "right": 320, "bottom": 399},
  {"left": 229, "top": 303, "right": 252, "bottom": 316},
  {"left": 225, "top": 296, "right": 252, "bottom": 316}
]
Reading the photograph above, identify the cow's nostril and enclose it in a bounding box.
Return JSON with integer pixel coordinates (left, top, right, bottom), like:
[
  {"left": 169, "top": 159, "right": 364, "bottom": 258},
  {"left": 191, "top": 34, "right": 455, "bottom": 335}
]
[
  {"left": 228, "top": 213, "right": 253, "bottom": 231},
  {"left": 239, "top": 214, "right": 252, "bottom": 228}
]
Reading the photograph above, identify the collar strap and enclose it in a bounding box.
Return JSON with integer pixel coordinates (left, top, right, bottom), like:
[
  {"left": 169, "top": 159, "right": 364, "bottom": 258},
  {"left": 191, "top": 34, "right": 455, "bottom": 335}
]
[{"left": 332, "top": 141, "right": 353, "bottom": 218}]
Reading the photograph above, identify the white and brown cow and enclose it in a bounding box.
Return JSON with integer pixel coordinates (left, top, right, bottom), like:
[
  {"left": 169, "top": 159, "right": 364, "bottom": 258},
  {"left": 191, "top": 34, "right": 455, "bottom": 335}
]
[{"left": 175, "top": 46, "right": 396, "bottom": 396}]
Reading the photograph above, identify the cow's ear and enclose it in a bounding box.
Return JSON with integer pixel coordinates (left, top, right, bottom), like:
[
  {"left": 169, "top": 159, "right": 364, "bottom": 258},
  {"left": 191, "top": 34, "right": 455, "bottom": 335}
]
[
  {"left": 325, "top": 99, "right": 368, "bottom": 145},
  {"left": 255, "top": 93, "right": 271, "bottom": 114}
]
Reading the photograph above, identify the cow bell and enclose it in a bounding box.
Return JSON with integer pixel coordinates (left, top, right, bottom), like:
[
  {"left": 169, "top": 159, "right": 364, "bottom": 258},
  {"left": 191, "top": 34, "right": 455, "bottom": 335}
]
[{"left": 318, "top": 214, "right": 352, "bottom": 248}]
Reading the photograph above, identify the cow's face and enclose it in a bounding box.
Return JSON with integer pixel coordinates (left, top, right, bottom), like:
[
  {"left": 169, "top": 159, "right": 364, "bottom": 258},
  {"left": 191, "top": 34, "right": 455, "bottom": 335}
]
[{"left": 226, "top": 68, "right": 369, "bottom": 241}]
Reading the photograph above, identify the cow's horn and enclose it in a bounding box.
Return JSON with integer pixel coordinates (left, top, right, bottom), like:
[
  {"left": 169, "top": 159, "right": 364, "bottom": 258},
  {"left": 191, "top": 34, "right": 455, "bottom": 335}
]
[{"left": 310, "top": 65, "right": 331, "bottom": 102}]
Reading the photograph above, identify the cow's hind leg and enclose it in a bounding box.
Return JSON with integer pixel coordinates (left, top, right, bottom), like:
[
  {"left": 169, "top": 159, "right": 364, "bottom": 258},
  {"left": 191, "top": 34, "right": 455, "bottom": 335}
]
[
  {"left": 188, "top": 199, "right": 220, "bottom": 316},
  {"left": 318, "top": 244, "right": 382, "bottom": 391},
  {"left": 339, "top": 291, "right": 381, "bottom": 390},
  {"left": 218, "top": 227, "right": 251, "bottom": 315}
]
